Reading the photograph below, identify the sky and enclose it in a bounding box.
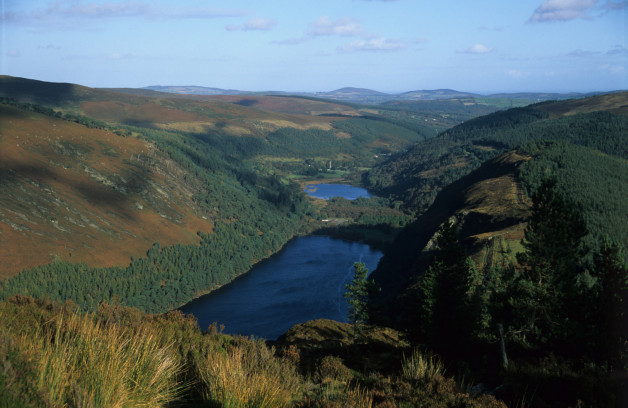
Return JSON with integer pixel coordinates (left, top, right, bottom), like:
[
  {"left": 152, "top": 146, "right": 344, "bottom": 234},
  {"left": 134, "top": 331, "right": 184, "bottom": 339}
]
[{"left": 1, "top": 0, "right": 627, "bottom": 93}]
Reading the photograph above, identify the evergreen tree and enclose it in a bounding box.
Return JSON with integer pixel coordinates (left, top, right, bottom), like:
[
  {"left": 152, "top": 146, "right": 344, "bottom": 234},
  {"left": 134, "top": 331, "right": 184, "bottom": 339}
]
[
  {"left": 420, "top": 220, "right": 479, "bottom": 358},
  {"left": 594, "top": 239, "right": 628, "bottom": 368},
  {"left": 344, "top": 262, "right": 376, "bottom": 337},
  {"left": 509, "top": 178, "right": 591, "bottom": 351}
]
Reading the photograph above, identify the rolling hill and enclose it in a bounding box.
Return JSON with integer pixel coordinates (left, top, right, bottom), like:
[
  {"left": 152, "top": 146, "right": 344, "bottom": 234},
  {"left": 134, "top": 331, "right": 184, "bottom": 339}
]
[{"left": 141, "top": 83, "right": 611, "bottom": 105}]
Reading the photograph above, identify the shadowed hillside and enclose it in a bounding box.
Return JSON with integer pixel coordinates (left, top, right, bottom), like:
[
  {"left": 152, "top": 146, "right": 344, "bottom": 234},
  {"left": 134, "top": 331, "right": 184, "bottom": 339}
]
[{"left": 0, "top": 103, "right": 213, "bottom": 278}]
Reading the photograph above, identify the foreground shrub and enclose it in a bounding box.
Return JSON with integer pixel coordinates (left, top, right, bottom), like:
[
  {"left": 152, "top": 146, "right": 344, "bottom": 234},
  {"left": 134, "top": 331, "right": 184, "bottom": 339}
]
[{"left": 316, "top": 355, "right": 354, "bottom": 383}]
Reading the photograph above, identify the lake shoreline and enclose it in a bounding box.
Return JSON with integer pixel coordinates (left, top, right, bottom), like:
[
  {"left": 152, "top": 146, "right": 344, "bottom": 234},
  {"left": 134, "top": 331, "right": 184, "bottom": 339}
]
[{"left": 179, "top": 235, "right": 383, "bottom": 340}]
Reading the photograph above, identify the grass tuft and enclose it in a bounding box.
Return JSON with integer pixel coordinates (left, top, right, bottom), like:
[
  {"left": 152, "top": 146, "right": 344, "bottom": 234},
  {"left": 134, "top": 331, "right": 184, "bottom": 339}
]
[
  {"left": 197, "top": 339, "right": 302, "bottom": 408},
  {"left": 401, "top": 348, "right": 445, "bottom": 383},
  {"left": 1, "top": 306, "right": 184, "bottom": 407}
]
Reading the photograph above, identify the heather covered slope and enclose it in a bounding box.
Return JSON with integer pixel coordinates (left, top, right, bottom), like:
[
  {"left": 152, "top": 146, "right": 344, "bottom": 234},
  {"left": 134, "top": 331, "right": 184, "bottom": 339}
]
[
  {"left": 0, "top": 75, "right": 427, "bottom": 155},
  {"left": 0, "top": 103, "right": 213, "bottom": 278},
  {"left": 0, "top": 97, "right": 308, "bottom": 312}
]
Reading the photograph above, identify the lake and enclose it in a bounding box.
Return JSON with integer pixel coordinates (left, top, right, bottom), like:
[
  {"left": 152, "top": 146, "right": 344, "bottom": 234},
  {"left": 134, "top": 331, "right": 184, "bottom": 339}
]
[
  {"left": 304, "top": 183, "right": 372, "bottom": 200},
  {"left": 179, "top": 236, "right": 383, "bottom": 339}
]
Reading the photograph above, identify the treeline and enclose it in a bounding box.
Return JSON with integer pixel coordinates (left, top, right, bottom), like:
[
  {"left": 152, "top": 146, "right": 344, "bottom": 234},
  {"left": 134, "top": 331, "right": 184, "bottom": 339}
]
[
  {"left": 1, "top": 97, "right": 108, "bottom": 129},
  {"left": 318, "top": 196, "right": 410, "bottom": 228},
  {"left": 365, "top": 104, "right": 628, "bottom": 213},
  {"left": 0, "top": 219, "right": 295, "bottom": 313}
]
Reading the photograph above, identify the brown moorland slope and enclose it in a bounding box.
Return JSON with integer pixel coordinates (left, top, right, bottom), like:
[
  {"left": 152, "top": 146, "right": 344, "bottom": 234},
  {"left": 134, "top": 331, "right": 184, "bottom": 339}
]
[
  {"left": 200, "top": 94, "right": 363, "bottom": 116},
  {"left": 0, "top": 103, "right": 213, "bottom": 279},
  {"left": 0, "top": 76, "right": 355, "bottom": 135},
  {"left": 535, "top": 91, "right": 628, "bottom": 117}
]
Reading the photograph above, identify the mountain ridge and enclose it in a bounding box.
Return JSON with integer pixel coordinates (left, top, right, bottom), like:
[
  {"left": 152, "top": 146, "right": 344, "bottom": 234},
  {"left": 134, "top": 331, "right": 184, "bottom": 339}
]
[{"left": 142, "top": 82, "right": 622, "bottom": 104}]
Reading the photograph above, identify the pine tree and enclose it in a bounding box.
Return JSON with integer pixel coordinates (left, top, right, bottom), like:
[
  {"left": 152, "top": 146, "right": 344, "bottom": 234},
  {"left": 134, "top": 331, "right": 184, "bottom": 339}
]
[
  {"left": 344, "top": 262, "right": 376, "bottom": 337},
  {"left": 509, "top": 177, "right": 591, "bottom": 351},
  {"left": 594, "top": 239, "right": 628, "bottom": 368},
  {"left": 420, "top": 220, "right": 479, "bottom": 358}
]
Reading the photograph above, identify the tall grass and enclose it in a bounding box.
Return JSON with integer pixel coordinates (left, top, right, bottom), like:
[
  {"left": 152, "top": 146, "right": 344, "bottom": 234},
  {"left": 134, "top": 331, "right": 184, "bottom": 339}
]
[
  {"left": 8, "top": 311, "right": 184, "bottom": 407},
  {"left": 317, "top": 383, "right": 374, "bottom": 408},
  {"left": 197, "top": 340, "right": 302, "bottom": 408},
  {"left": 401, "top": 348, "right": 445, "bottom": 383}
]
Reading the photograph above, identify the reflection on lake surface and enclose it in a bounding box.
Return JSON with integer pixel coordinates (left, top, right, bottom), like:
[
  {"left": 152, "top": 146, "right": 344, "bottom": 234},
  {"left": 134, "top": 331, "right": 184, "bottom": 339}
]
[
  {"left": 179, "top": 236, "right": 383, "bottom": 339},
  {"left": 304, "top": 183, "right": 372, "bottom": 200}
]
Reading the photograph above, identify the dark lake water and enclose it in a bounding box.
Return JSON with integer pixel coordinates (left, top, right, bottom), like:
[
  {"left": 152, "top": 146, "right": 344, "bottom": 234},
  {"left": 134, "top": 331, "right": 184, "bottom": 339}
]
[
  {"left": 304, "top": 183, "right": 372, "bottom": 200},
  {"left": 180, "top": 236, "right": 383, "bottom": 340}
]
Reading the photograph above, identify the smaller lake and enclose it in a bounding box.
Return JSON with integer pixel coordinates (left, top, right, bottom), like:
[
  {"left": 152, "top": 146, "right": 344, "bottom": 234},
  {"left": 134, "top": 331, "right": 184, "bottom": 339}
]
[
  {"left": 304, "top": 183, "right": 372, "bottom": 200},
  {"left": 180, "top": 236, "right": 382, "bottom": 340}
]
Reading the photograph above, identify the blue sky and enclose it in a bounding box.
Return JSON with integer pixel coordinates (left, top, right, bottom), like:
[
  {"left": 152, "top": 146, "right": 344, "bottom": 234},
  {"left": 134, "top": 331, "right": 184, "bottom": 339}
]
[{"left": 2, "top": 0, "right": 627, "bottom": 93}]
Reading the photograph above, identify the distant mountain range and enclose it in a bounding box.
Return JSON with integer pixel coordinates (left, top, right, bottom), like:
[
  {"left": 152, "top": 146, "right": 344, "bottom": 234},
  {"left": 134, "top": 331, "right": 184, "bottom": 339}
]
[{"left": 142, "top": 85, "right": 617, "bottom": 104}]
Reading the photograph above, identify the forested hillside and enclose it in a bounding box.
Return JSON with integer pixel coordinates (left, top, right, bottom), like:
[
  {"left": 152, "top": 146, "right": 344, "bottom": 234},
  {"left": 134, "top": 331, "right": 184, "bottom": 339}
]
[
  {"left": 369, "top": 93, "right": 628, "bottom": 320},
  {"left": 365, "top": 92, "right": 628, "bottom": 214},
  {"left": 367, "top": 94, "right": 628, "bottom": 407}
]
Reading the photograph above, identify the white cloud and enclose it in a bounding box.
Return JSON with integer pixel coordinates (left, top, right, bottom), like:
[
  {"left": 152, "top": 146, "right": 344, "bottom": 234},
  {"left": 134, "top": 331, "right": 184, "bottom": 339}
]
[
  {"left": 275, "top": 15, "right": 365, "bottom": 45},
  {"left": 276, "top": 15, "right": 411, "bottom": 53},
  {"left": 1, "top": 1, "right": 248, "bottom": 23},
  {"left": 338, "top": 37, "right": 406, "bottom": 52},
  {"left": 226, "top": 17, "right": 277, "bottom": 31},
  {"left": 307, "top": 16, "right": 364, "bottom": 37},
  {"left": 456, "top": 44, "right": 494, "bottom": 54},
  {"left": 528, "top": 0, "right": 599, "bottom": 22}
]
